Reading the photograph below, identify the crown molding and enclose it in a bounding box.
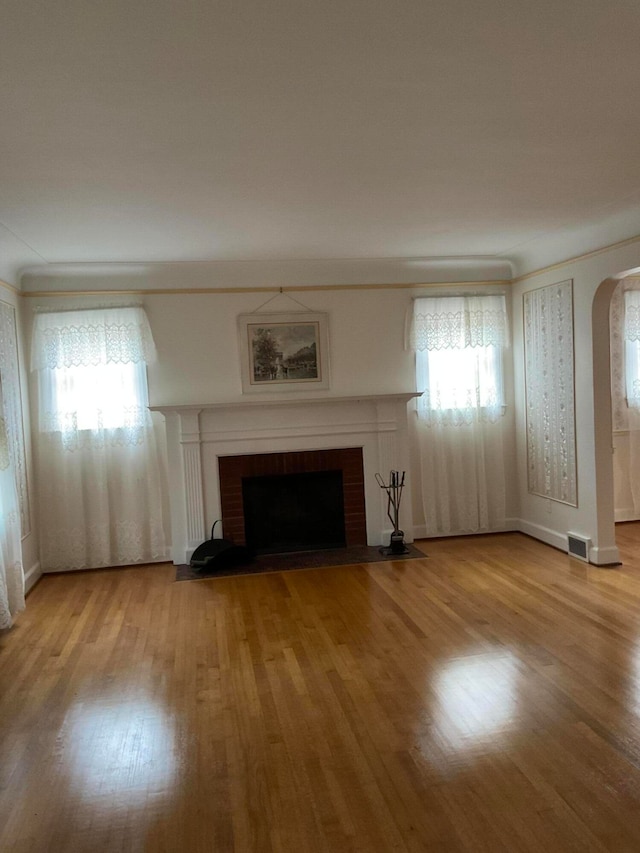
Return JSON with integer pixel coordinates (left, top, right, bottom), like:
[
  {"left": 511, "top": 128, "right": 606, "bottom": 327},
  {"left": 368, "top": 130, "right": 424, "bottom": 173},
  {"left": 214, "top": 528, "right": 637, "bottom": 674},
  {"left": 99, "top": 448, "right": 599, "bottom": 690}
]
[
  {"left": 511, "top": 231, "right": 640, "bottom": 285},
  {"left": 21, "top": 279, "right": 512, "bottom": 298},
  {"left": 0, "top": 278, "right": 19, "bottom": 295},
  {"left": 15, "top": 226, "right": 640, "bottom": 297}
]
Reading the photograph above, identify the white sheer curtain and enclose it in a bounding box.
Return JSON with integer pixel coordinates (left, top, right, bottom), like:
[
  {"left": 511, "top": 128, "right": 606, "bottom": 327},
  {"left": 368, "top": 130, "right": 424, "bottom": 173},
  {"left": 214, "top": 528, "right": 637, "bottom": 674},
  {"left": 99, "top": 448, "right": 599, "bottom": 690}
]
[
  {"left": 0, "top": 375, "right": 24, "bottom": 628},
  {"left": 31, "top": 306, "right": 167, "bottom": 570},
  {"left": 624, "top": 289, "right": 640, "bottom": 515},
  {"left": 411, "top": 295, "right": 508, "bottom": 535}
]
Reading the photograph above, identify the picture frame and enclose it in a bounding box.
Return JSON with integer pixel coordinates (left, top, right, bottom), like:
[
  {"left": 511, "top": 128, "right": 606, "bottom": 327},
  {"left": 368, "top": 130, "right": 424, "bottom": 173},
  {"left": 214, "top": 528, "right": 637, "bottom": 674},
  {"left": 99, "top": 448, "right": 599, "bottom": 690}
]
[{"left": 238, "top": 311, "right": 330, "bottom": 393}]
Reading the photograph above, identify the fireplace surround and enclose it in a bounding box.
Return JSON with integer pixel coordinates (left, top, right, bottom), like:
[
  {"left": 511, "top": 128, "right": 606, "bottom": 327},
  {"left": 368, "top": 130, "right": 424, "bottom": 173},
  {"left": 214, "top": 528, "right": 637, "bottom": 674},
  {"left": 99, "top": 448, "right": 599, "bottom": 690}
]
[{"left": 152, "top": 393, "right": 419, "bottom": 564}]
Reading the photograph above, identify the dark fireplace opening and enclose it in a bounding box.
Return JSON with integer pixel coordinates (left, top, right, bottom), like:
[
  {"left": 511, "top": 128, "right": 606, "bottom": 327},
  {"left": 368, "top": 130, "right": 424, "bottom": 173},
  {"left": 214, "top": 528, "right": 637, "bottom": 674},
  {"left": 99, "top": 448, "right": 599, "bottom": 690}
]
[
  {"left": 242, "top": 469, "right": 346, "bottom": 555},
  {"left": 219, "top": 448, "right": 367, "bottom": 550}
]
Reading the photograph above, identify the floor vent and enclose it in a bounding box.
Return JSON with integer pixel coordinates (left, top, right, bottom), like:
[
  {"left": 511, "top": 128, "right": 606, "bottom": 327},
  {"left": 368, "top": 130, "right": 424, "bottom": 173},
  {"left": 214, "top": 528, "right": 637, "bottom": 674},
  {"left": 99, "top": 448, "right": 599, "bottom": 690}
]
[{"left": 567, "top": 533, "right": 591, "bottom": 562}]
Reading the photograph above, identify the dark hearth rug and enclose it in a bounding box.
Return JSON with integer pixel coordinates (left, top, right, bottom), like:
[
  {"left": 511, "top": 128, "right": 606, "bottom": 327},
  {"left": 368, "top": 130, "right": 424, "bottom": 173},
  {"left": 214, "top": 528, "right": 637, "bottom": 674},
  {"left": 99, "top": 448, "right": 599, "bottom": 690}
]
[{"left": 175, "top": 543, "right": 426, "bottom": 582}]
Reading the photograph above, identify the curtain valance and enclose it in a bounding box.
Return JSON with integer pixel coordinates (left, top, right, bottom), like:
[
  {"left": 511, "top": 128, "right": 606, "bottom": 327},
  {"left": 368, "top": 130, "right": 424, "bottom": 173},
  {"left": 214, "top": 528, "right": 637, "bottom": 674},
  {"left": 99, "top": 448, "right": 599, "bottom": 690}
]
[
  {"left": 410, "top": 295, "right": 507, "bottom": 352},
  {"left": 31, "top": 306, "right": 156, "bottom": 371}
]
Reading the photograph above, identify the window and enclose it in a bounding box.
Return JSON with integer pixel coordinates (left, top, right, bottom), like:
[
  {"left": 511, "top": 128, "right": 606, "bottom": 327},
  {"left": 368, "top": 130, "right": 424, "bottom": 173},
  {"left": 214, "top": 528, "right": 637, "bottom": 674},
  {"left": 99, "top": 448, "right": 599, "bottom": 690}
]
[
  {"left": 31, "top": 306, "right": 156, "bottom": 445},
  {"left": 412, "top": 295, "right": 507, "bottom": 424},
  {"left": 422, "top": 343, "right": 503, "bottom": 412},
  {"left": 30, "top": 306, "right": 166, "bottom": 571},
  {"left": 46, "top": 361, "right": 145, "bottom": 432},
  {"left": 410, "top": 293, "right": 510, "bottom": 535}
]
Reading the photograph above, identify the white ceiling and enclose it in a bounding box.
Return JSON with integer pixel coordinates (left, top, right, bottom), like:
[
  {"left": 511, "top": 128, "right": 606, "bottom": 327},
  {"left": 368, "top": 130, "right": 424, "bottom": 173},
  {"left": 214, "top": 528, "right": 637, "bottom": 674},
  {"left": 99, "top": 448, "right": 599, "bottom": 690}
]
[{"left": 3, "top": 0, "right": 640, "bottom": 283}]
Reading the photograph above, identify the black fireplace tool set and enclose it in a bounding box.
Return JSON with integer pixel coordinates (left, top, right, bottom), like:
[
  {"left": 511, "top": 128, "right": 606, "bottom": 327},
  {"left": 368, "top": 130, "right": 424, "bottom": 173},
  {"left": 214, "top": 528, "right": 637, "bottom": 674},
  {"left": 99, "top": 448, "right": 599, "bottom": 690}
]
[{"left": 375, "top": 470, "right": 410, "bottom": 555}]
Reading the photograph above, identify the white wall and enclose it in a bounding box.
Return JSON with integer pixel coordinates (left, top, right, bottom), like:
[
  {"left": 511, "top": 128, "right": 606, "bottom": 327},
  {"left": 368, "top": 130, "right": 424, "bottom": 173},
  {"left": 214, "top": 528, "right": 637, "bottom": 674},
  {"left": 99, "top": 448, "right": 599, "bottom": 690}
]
[
  {"left": 14, "top": 234, "right": 640, "bottom": 570},
  {"left": 144, "top": 289, "right": 417, "bottom": 405},
  {"left": 20, "top": 275, "right": 517, "bottom": 541},
  {"left": 512, "top": 242, "right": 640, "bottom": 565}
]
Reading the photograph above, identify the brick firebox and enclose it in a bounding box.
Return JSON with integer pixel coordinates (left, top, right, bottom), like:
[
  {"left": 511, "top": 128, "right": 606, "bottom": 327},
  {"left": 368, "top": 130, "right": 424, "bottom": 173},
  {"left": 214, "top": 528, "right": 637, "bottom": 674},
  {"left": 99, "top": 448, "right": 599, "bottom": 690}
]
[{"left": 218, "top": 447, "right": 367, "bottom": 547}]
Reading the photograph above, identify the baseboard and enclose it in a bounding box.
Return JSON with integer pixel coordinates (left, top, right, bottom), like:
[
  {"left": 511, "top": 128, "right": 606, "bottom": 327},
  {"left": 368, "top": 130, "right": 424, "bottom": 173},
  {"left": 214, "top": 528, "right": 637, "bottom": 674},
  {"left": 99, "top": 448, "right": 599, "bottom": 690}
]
[
  {"left": 516, "top": 519, "right": 568, "bottom": 553},
  {"left": 516, "top": 520, "right": 621, "bottom": 566},
  {"left": 410, "top": 517, "right": 622, "bottom": 566},
  {"left": 24, "top": 561, "right": 42, "bottom": 594},
  {"left": 589, "top": 545, "right": 621, "bottom": 566},
  {"left": 42, "top": 553, "right": 172, "bottom": 573},
  {"left": 412, "top": 519, "right": 520, "bottom": 539}
]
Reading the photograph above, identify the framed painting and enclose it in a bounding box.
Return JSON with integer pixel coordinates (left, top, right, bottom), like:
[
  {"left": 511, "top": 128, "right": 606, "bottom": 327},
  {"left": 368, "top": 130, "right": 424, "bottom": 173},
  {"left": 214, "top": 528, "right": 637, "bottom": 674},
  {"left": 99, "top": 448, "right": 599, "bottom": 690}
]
[{"left": 238, "top": 312, "right": 330, "bottom": 393}]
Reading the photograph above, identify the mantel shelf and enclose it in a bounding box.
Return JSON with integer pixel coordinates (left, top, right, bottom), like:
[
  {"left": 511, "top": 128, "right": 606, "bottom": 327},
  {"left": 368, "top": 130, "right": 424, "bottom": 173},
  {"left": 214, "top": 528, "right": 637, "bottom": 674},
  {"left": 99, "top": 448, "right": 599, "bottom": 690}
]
[{"left": 150, "top": 391, "right": 422, "bottom": 413}]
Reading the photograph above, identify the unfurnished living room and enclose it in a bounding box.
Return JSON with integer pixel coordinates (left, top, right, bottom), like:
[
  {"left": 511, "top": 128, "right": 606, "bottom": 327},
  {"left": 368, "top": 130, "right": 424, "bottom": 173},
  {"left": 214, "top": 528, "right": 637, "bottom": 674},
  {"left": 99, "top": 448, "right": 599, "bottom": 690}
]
[{"left": 4, "top": 1, "right": 640, "bottom": 851}]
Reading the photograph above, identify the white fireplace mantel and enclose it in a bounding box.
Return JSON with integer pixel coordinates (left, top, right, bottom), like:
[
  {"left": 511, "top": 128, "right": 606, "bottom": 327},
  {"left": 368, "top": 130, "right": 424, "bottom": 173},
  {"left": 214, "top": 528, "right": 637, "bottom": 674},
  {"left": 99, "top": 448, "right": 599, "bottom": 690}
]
[{"left": 151, "top": 392, "right": 421, "bottom": 564}]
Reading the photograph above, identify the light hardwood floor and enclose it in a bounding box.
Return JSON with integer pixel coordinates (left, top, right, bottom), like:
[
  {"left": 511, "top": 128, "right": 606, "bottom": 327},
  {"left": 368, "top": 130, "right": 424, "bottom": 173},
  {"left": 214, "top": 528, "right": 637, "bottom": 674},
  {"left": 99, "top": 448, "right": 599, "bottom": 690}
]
[{"left": 3, "top": 529, "right": 640, "bottom": 851}]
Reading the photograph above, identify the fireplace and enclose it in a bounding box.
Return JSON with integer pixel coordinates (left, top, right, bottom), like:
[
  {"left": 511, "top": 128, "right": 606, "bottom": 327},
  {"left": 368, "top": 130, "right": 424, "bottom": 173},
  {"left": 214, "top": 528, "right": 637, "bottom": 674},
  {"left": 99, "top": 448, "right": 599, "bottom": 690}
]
[
  {"left": 218, "top": 448, "right": 366, "bottom": 552},
  {"left": 151, "top": 393, "right": 418, "bottom": 564}
]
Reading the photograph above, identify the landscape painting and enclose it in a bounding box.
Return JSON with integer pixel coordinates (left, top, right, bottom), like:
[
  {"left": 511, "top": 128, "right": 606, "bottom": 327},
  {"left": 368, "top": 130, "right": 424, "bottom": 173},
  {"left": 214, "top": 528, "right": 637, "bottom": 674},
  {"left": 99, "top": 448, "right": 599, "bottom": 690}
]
[{"left": 238, "top": 312, "right": 330, "bottom": 393}]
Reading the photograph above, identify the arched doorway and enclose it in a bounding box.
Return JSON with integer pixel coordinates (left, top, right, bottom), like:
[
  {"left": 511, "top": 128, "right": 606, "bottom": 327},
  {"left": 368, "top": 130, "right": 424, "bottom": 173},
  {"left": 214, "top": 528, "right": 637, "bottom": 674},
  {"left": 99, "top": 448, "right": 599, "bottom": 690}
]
[{"left": 593, "top": 269, "right": 640, "bottom": 560}]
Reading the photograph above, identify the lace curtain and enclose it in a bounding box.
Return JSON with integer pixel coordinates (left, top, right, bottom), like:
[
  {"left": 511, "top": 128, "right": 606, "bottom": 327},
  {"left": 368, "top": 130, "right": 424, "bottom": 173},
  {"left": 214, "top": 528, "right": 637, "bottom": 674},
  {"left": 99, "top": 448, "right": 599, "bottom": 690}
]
[
  {"left": 0, "top": 375, "right": 25, "bottom": 628},
  {"left": 411, "top": 295, "right": 507, "bottom": 426},
  {"left": 625, "top": 289, "right": 640, "bottom": 409},
  {"left": 410, "top": 296, "right": 508, "bottom": 351},
  {"left": 411, "top": 295, "right": 508, "bottom": 535},
  {"left": 31, "top": 307, "right": 167, "bottom": 570},
  {"left": 31, "top": 307, "right": 156, "bottom": 370},
  {"left": 0, "top": 302, "right": 30, "bottom": 534}
]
